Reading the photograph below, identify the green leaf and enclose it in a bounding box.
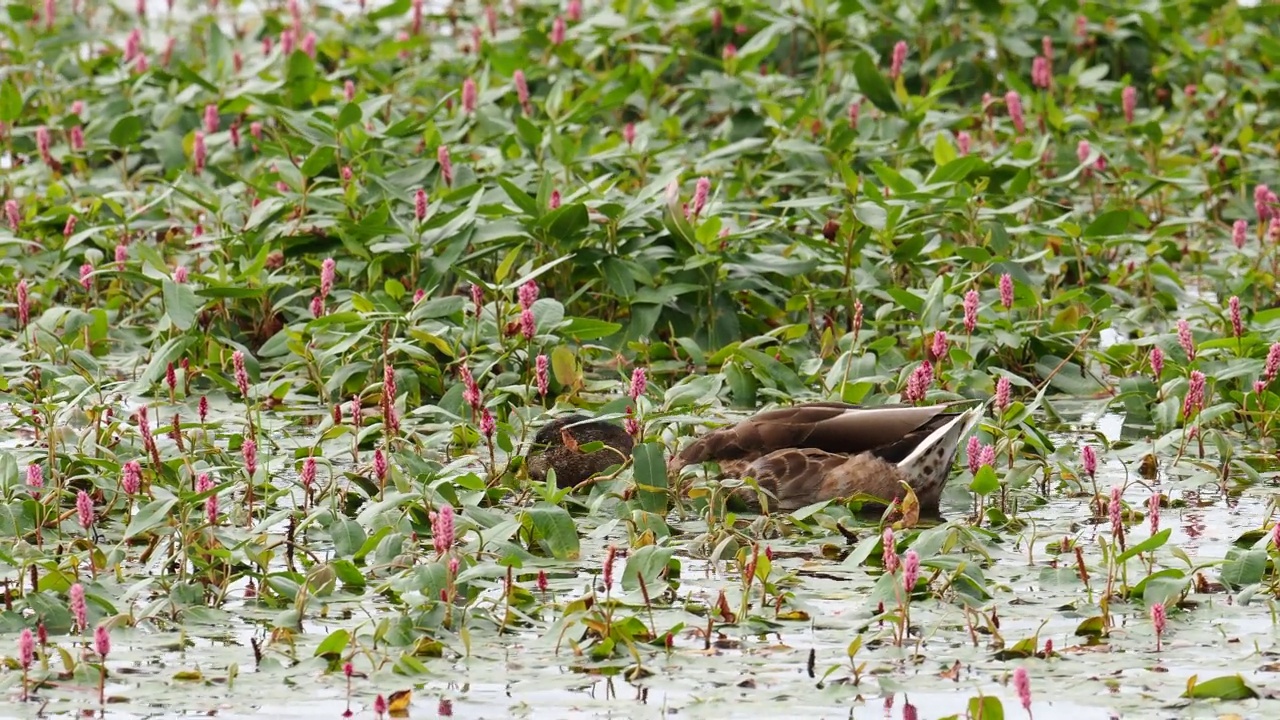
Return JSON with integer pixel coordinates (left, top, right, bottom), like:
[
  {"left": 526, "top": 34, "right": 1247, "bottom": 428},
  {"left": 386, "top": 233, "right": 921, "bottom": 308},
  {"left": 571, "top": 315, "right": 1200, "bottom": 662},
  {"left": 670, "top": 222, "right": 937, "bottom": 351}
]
[
  {"left": 851, "top": 52, "right": 899, "bottom": 113},
  {"left": 0, "top": 80, "right": 22, "bottom": 122},
  {"left": 110, "top": 115, "right": 145, "bottom": 147},
  {"left": 1116, "top": 528, "right": 1170, "bottom": 564},
  {"left": 1082, "top": 209, "right": 1130, "bottom": 238},
  {"left": 1182, "top": 674, "right": 1259, "bottom": 700},
  {"left": 336, "top": 103, "right": 363, "bottom": 131},
  {"left": 621, "top": 545, "right": 675, "bottom": 593},
  {"left": 314, "top": 629, "right": 351, "bottom": 658},
  {"left": 631, "top": 443, "right": 668, "bottom": 515},
  {"left": 560, "top": 317, "right": 622, "bottom": 341},
  {"left": 966, "top": 696, "right": 1004, "bottom": 720},
  {"left": 301, "top": 146, "right": 336, "bottom": 177},
  {"left": 124, "top": 498, "right": 179, "bottom": 539},
  {"left": 523, "top": 503, "right": 580, "bottom": 560},
  {"left": 1219, "top": 548, "right": 1267, "bottom": 588},
  {"left": 969, "top": 465, "right": 999, "bottom": 496},
  {"left": 162, "top": 280, "right": 200, "bottom": 331},
  {"left": 330, "top": 518, "right": 366, "bottom": 558}
]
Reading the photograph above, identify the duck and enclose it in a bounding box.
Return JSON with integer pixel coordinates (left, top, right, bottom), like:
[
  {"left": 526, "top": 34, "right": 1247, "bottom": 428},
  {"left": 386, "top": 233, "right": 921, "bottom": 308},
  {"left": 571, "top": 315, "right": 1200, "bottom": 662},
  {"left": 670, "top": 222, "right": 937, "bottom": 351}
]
[
  {"left": 524, "top": 400, "right": 984, "bottom": 512},
  {"left": 667, "top": 400, "right": 985, "bottom": 513},
  {"left": 525, "top": 414, "right": 635, "bottom": 488}
]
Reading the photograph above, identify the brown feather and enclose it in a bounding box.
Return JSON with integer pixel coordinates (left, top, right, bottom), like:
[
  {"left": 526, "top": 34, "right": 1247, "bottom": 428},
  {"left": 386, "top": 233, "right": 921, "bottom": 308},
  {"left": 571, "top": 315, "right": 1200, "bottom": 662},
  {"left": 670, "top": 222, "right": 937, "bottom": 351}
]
[
  {"left": 726, "top": 448, "right": 907, "bottom": 513},
  {"left": 670, "top": 402, "right": 962, "bottom": 473}
]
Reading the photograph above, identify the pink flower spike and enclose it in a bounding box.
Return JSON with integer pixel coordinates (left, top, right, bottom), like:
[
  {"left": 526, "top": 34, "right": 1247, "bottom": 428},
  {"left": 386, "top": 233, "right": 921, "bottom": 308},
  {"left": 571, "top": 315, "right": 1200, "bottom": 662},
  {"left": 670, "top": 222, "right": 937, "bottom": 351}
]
[
  {"left": 956, "top": 130, "right": 971, "bottom": 155},
  {"left": 19, "top": 627, "right": 34, "bottom": 670},
  {"left": 518, "top": 279, "right": 539, "bottom": 309},
  {"left": 233, "top": 350, "right": 250, "bottom": 397},
  {"left": 77, "top": 490, "right": 94, "bottom": 529},
  {"left": 1262, "top": 342, "right": 1280, "bottom": 383},
  {"left": 1081, "top": 445, "right": 1097, "bottom": 478},
  {"left": 1149, "top": 346, "right": 1164, "bottom": 379},
  {"left": 432, "top": 503, "right": 455, "bottom": 555},
  {"left": 5, "top": 199, "right": 19, "bottom": 231},
  {"left": 1228, "top": 296, "right": 1243, "bottom": 338},
  {"left": 69, "top": 583, "right": 87, "bottom": 631},
  {"left": 1148, "top": 492, "right": 1160, "bottom": 535},
  {"left": 122, "top": 460, "right": 142, "bottom": 494},
  {"left": 1005, "top": 91, "right": 1025, "bottom": 134},
  {"left": 551, "top": 15, "right": 565, "bottom": 45},
  {"left": 930, "top": 331, "right": 948, "bottom": 363},
  {"left": 321, "top": 257, "right": 336, "bottom": 298},
  {"left": 1176, "top": 319, "right": 1195, "bottom": 361},
  {"left": 889, "top": 40, "right": 907, "bottom": 80},
  {"left": 1150, "top": 602, "right": 1167, "bottom": 651},
  {"left": 1108, "top": 484, "right": 1123, "bottom": 536},
  {"left": 1012, "top": 667, "right": 1032, "bottom": 713},
  {"left": 1032, "top": 56, "right": 1050, "bottom": 89},
  {"left": 904, "top": 362, "right": 933, "bottom": 403},
  {"left": 999, "top": 273, "right": 1014, "bottom": 308},
  {"left": 437, "top": 145, "right": 453, "bottom": 186},
  {"left": 204, "top": 103, "right": 218, "bottom": 134},
  {"left": 882, "top": 528, "right": 898, "bottom": 573},
  {"left": 514, "top": 70, "right": 531, "bottom": 115},
  {"left": 462, "top": 77, "right": 478, "bottom": 114},
  {"left": 963, "top": 289, "right": 979, "bottom": 333},
  {"left": 192, "top": 130, "right": 206, "bottom": 175},
  {"left": 966, "top": 436, "right": 983, "bottom": 475},
  {"left": 1182, "top": 370, "right": 1206, "bottom": 420},
  {"left": 520, "top": 308, "right": 536, "bottom": 339},
  {"left": 623, "top": 122, "right": 636, "bottom": 146},
  {"left": 26, "top": 463, "right": 43, "bottom": 492},
  {"left": 901, "top": 549, "right": 919, "bottom": 591},
  {"left": 414, "top": 188, "right": 428, "bottom": 221},
  {"left": 628, "top": 367, "right": 647, "bottom": 401},
  {"left": 1122, "top": 86, "right": 1136, "bottom": 123},
  {"left": 36, "top": 126, "right": 53, "bottom": 166},
  {"left": 535, "top": 354, "right": 550, "bottom": 396},
  {"left": 80, "top": 263, "right": 94, "bottom": 290},
  {"left": 242, "top": 438, "right": 257, "bottom": 476},
  {"left": 344, "top": 79, "right": 355, "bottom": 103},
  {"left": 1232, "top": 219, "right": 1248, "bottom": 250},
  {"left": 691, "top": 177, "right": 712, "bottom": 218},
  {"left": 603, "top": 544, "right": 617, "bottom": 588},
  {"left": 16, "top": 278, "right": 31, "bottom": 327},
  {"left": 94, "top": 623, "right": 110, "bottom": 658},
  {"left": 479, "top": 408, "right": 495, "bottom": 437}
]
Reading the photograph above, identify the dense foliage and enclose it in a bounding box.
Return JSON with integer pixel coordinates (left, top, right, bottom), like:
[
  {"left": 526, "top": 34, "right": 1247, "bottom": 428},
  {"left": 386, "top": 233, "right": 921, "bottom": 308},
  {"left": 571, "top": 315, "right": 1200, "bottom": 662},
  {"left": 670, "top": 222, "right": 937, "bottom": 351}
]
[{"left": 2, "top": 0, "right": 1280, "bottom": 716}]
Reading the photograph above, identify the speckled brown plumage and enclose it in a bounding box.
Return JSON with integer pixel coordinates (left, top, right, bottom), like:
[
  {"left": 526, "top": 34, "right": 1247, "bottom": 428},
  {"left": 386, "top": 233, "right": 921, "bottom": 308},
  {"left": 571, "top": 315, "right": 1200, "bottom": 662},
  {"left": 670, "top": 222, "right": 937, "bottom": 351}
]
[
  {"left": 525, "top": 415, "right": 635, "bottom": 488},
  {"left": 671, "top": 401, "right": 984, "bottom": 513}
]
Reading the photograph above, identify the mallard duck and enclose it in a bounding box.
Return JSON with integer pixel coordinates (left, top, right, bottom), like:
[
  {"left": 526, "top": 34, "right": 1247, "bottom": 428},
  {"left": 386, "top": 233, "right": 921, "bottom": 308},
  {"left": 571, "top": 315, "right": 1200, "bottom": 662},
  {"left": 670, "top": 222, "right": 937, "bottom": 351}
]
[
  {"left": 525, "top": 400, "right": 983, "bottom": 512},
  {"left": 525, "top": 414, "right": 635, "bottom": 488},
  {"left": 668, "top": 401, "right": 984, "bottom": 512}
]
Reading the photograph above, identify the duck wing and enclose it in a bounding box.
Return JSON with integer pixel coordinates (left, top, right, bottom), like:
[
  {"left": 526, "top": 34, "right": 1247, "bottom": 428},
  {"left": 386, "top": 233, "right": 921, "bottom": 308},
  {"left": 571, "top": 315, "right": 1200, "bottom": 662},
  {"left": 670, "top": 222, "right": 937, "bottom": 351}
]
[
  {"left": 726, "top": 447, "right": 905, "bottom": 513},
  {"left": 670, "top": 401, "right": 962, "bottom": 472}
]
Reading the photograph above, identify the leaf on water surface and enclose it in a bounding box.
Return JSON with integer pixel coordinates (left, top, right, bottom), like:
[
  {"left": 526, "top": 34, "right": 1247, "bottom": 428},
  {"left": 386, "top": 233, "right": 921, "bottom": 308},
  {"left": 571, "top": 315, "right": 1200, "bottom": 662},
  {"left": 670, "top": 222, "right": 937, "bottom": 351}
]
[
  {"left": 124, "top": 498, "right": 179, "bottom": 539},
  {"left": 313, "top": 629, "right": 351, "bottom": 659},
  {"left": 1182, "top": 674, "right": 1259, "bottom": 700},
  {"left": 523, "top": 503, "right": 580, "bottom": 560},
  {"left": 966, "top": 696, "right": 1005, "bottom": 720},
  {"left": 1218, "top": 548, "right": 1267, "bottom": 589}
]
